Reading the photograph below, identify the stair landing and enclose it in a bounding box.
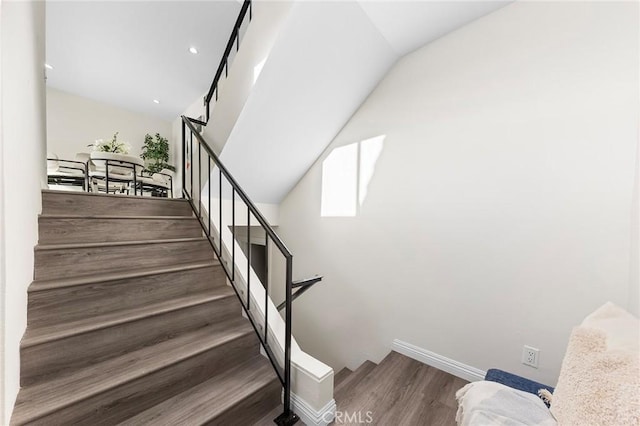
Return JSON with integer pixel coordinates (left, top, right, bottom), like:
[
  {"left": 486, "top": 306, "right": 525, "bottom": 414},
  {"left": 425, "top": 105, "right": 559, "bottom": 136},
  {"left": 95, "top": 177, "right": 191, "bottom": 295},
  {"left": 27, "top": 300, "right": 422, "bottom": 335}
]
[{"left": 334, "top": 352, "right": 468, "bottom": 425}]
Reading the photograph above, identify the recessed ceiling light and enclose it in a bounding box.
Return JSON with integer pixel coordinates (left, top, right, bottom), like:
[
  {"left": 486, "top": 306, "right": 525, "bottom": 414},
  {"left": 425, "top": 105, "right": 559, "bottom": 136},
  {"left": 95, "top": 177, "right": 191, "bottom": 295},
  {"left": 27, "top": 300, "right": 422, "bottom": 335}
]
[
  {"left": 153, "top": 99, "right": 160, "bottom": 104},
  {"left": 189, "top": 46, "right": 198, "bottom": 55},
  {"left": 45, "top": 63, "right": 53, "bottom": 70}
]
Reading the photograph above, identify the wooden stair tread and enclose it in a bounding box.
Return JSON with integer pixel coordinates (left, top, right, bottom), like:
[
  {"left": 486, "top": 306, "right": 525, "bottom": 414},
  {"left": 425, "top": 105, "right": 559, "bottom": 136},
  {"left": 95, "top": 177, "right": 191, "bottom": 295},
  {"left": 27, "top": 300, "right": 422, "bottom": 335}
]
[
  {"left": 118, "top": 354, "right": 279, "bottom": 425},
  {"left": 335, "top": 360, "right": 376, "bottom": 398},
  {"left": 38, "top": 215, "right": 204, "bottom": 244},
  {"left": 22, "top": 290, "right": 235, "bottom": 347},
  {"left": 336, "top": 352, "right": 420, "bottom": 419},
  {"left": 42, "top": 191, "right": 193, "bottom": 216},
  {"left": 335, "top": 352, "right": 467, "bottom": 425},
  {"left": 13, "top": 317, "right": 253, "bottom": 425},
  {"left": 29, "top": 260, "right": 219, "bottom": 292},
  {"left": 333, "top": 352, "right": 467, "bottom": 425},
  {"left": 35, "top": 236, "right": 207, "bottom": 251},
  {"left": 334, "top": 367, "right": 353, "bottom": 389}
]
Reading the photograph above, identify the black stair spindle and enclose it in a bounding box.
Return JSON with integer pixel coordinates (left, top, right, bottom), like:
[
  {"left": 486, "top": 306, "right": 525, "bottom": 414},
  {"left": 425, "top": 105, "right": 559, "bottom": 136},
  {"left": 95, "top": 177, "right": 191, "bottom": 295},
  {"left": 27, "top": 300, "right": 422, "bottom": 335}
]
[{"left": 247, "top": 209, "right": 251, "bottom": 310}]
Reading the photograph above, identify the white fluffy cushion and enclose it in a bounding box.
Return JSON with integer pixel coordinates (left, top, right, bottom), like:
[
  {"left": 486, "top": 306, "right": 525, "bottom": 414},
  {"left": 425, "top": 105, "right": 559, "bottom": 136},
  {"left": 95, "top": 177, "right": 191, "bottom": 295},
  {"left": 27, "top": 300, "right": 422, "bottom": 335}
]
[{"left": 550, "top": 302, "right": 640, "bottom": 425}]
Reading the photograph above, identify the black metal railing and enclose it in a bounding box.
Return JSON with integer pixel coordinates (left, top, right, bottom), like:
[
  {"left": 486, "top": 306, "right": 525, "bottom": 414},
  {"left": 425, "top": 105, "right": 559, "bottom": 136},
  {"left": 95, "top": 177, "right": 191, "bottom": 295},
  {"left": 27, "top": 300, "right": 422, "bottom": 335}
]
[
  {"left": 182, "top": 116, "right": 319, "bottom": 425},
  {"left": 276, "top": 276, "right": 322, "bottom": 312},
  {"left": 199, "top": 0, "right": 252, "bottom": 125},
  {"left": 181, "top": 2, "right": 322, "bottom": 423}
]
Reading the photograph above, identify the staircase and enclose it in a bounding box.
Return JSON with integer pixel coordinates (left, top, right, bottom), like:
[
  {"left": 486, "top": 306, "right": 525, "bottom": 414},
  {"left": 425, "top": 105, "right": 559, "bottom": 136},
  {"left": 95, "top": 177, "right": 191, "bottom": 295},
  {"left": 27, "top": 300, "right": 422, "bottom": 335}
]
[
  {"left": 333, "top": 351, "right": 468, "bottom": 425},
  {"left": 11, "top": 190, "right": 281, "bottom": 425}
]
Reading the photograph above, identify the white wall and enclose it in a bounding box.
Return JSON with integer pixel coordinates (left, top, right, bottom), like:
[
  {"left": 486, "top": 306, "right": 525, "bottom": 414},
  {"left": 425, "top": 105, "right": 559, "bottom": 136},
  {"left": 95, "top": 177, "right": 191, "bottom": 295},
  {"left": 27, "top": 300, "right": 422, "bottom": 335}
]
[
  {"left": 220, "top": 1, "right": 398, "bottom": 204},
  {"left": 276, "top": 0, "right": 639, "bottom": 386},
  {"left": 47, "top": 87, "right": 172, "bottom": 161},
  {"left": 0, "top": 1, "right": 4, "bottom": 420},
  {"left": 0, "top": 1, "right": 47, "bottom": 422},
  {"left": 204, "top": 0, "right": 293, "bottom": 155},
  {"left": 631, "top": 129, "right": 639, "bottom": 316}
]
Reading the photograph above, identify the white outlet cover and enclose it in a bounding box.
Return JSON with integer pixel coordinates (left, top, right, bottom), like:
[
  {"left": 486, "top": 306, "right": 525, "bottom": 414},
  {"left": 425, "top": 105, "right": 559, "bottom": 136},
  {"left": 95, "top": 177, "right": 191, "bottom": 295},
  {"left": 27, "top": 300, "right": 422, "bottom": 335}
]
[{"left": 522, "top": 345, "right": 539, "bottom": 368}]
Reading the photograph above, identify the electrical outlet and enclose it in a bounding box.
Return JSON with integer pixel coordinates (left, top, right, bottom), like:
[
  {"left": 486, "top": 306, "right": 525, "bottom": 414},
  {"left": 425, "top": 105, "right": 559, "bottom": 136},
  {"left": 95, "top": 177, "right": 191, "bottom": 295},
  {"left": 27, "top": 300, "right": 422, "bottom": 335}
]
[{"left": 522, "top": 345, "right": 539, "bottom": 368}]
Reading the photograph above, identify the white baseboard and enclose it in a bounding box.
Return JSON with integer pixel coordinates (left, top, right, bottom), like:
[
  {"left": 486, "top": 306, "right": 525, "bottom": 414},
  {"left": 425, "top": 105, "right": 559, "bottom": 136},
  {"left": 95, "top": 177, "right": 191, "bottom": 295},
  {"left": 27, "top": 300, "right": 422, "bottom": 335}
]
[
  {"left": 392, "top": 339, "right": 486, "bottom": 382},
  {"left": 291, "top": 393, "right": 336, "bottom": 426}
]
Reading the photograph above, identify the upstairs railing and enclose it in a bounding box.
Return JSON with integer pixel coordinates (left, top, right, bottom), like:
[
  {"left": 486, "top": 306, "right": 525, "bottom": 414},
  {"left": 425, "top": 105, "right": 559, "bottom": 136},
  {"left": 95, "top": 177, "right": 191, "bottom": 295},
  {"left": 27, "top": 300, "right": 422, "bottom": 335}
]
[{"left": 187, "top": 0, "right": 252, "bottom": 126}]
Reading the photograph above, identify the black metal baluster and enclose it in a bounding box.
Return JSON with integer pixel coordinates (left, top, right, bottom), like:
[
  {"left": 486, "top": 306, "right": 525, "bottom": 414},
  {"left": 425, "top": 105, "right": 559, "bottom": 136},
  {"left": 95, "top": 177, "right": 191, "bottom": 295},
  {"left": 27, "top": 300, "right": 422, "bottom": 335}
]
[
  {"left": 182, "top": 121, "right": 186, "bottom": 197},
  {"left": 264, "top": 234, "right": 269, "bottom": 344},
  {"left": 208, "top": 158, "right": 211, "bottom": 237},
  {"left": 219, "top": 169, "right": 223, "bottom": 258},
  {"left": 133, "top": 165, "right": 137, "bottom": 196},
  {"left": 198, "top": 143, "right": 202, "bottom": 218},
  {"left": 190, "top": 132, "right": 193, "bottom": 200},
  {"left": 283, "top": 257, "right": 293, "bottom": 421},
  {"left": 247, "top": 209, "right": 251, "bottom": 310},
  {"left": 105, "top": 159, "right": 109, "bottom": 194},
  {"left": 232, "top": 188, "right": 235, "bottom": 282}
]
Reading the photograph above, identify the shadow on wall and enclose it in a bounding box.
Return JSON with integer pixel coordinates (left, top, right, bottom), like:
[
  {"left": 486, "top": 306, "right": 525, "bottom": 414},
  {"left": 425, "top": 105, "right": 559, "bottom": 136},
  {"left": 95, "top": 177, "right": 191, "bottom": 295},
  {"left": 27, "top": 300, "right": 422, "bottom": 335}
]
[{"left": 321, "top": 135, "right": 385, "bottom": 217}]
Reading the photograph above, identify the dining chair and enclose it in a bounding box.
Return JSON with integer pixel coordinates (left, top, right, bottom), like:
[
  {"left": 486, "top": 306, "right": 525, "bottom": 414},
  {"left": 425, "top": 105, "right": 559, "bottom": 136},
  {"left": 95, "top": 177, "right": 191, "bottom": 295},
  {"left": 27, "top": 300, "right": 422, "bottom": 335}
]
[{"left": 89, "top": 152, "right": 145, "bottom": 195}]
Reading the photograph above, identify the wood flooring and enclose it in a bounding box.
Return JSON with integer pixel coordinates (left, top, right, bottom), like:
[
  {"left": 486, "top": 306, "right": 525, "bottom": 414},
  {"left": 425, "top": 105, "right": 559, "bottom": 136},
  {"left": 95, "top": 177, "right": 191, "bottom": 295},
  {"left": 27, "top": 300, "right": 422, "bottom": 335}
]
[{"left": 333, "top": 352, "right": 468, "bottom": 426}]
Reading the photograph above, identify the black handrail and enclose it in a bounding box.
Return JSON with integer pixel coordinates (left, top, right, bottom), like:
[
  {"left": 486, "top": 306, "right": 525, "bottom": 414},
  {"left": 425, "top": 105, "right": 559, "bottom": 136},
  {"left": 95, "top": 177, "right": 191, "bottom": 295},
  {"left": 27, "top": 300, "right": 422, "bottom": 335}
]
[
  {"left": 276, "top": 276, "right": 323, "bottom": 312},
  {"left": 184, "top": 117, "right": 291, "bottom": 257},
  {"left": 182, "top": 116, "right": 302, "bottom": 425},
  {"left": 203, "top": 0, "right": 252, "bottom": 123}
]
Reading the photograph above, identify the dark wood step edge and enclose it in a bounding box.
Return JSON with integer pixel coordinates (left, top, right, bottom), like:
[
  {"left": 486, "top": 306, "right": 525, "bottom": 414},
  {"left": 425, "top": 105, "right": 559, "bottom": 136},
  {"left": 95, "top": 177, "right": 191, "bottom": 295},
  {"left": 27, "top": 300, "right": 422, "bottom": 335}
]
[
  {"left": 35, "top": 236, "right": 207, "bottom": 251},
  {"left": 29, "top": 261, "right": 219, "bottom": 293},
  {"left": 21, "top": 292, "right": 235, "bottom": 348},
  {"left": 39, "top": 214, "right": 197, "bottom": 220},
  {"left": 42, "top": 189, "right": 189, "bottom": 203}
]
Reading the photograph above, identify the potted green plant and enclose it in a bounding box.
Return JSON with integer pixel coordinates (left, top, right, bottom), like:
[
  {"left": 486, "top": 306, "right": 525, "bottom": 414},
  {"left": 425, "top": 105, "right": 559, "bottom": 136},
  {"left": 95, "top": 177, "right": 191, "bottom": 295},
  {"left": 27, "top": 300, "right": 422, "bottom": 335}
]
[
  {"left": 141, "top": 133, "right": 175, "bottom": 174},
  {"left": 90, "top": 132, "right": 131, "bottom": 154}
]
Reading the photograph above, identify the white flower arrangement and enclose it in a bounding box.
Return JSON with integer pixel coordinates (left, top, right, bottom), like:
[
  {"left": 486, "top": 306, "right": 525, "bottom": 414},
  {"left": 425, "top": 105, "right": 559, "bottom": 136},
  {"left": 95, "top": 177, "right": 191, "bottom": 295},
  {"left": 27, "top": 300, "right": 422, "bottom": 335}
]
[{"left": 91, "top": 132, "right": 131, "bottom": 154}]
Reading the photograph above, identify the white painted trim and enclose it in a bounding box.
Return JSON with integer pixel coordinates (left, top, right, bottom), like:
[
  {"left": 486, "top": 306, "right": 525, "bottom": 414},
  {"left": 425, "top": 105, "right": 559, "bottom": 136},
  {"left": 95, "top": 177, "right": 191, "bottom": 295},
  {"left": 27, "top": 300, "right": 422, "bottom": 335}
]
[
  {"left": 291, "top": 393, "right": 336, "bottom": 426},
  {"left": 392, "top": 339, "right": 486, "bottom": 383}
]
